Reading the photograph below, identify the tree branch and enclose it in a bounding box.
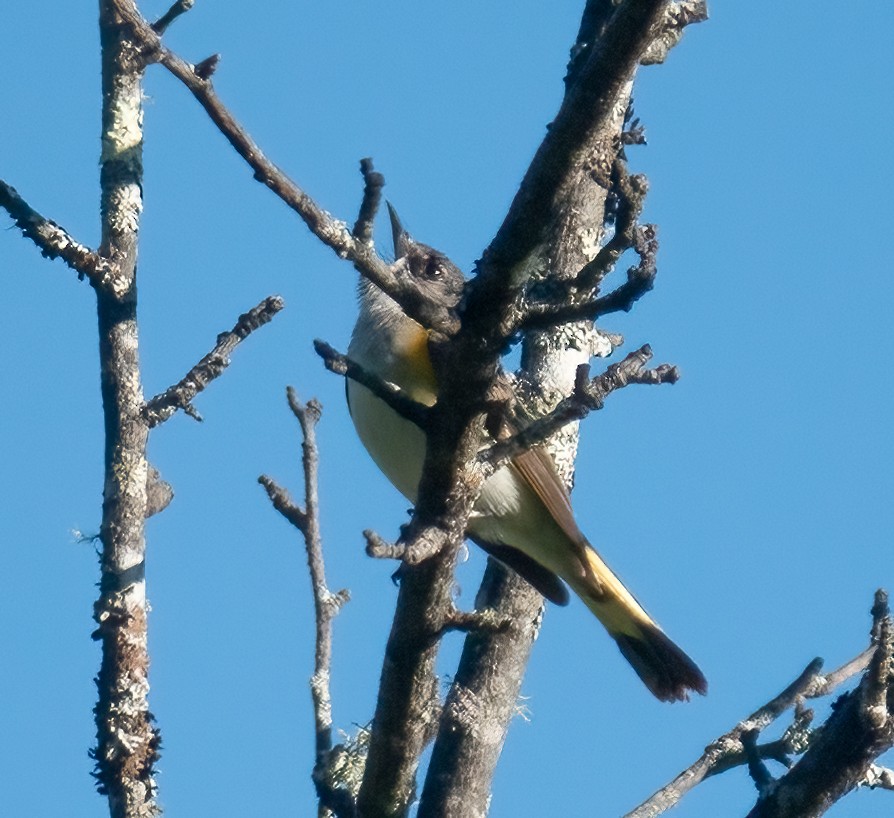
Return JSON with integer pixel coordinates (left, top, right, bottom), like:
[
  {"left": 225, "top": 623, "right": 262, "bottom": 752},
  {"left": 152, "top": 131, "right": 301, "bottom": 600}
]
[
  {"left": 746, "top": 590, "right": 894, "bottom": 818},
  {"left": 479, "top": 345, "right": 678, "bottom": 475},
  {"left": 0, "top": 180, "right": 111, "bottom": 286},
  {"left": 418, "top": 3, "right": 683, "bottom": 814},
  {"left": 143, "top": 295, "right": 284, "bottom": 427},
  {"left": 352, "top": 158, "right": 385, "bottom": 245},
  {"left": 259, "top": 390, "right": 353, "bottom": 818},
  {"left": 313, "top": 340, "right": 431, "bottom": 431},
  {"left": 626, "top": 593, "right": 886, "bottom": 818},
  {"left": 90, "top": 2, "right": 159, "bottom": 815},
  {"left": 108, "top": 0, "right": 457, "bottom": 336},
  {"left": 521, "top": 221, "right": 658, "bottom": 330},
  {"left": 150, "top": 0, "right": 193, "bottom": 34}
]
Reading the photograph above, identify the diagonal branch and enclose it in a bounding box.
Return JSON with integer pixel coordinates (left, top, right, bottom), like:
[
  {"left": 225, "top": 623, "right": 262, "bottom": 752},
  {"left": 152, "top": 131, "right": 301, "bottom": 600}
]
[
  {"left": 0, "top": 180, "right": 111, "bottom": 286},
  {"left": 626, "top": 593, "right": 885, "bottom": 818},
  {"left": 143, "top": 295, "right": 284, "bottom": 427},
  {"left": 108, "top": 0, "right": 456, "bottom": 336},
  {"left": 479, "top": 345, "right": 678, "bottom": 475},
  {"left": 313, "top": 339, "right": 431, "bottom": 431},
  {"left": 746, "top": 590, "right": 894, "bottom": 817},
  {"left": 150, "top": 0, "right": 193, "bottom": 34},
  {"left": 480, "top": 0, "right": 672, "bottom": 284}
]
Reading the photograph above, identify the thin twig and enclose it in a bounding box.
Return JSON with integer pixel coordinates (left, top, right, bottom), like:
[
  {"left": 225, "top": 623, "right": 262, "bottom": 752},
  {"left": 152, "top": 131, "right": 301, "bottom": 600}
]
[
  {"left": 151, "top": 0, "right": 194, "bottom": 34},
  {"left": 352, "top": 158, "right": 385, "bottom": 244},
  {"left": 259, "top": 390, "right": 353, "bottom": 817},
  {"left": 480, "top": 345, "right": 678, "bottom": 473},
  {"left": 522, "top": 221, "right": 658, "bottom": 330},
  {"left": 143, "top": 295, "right": 284, "bottom": 427},
  {"left": 745, "top": 591, "right": 893, "bottom": 817},
  {"left": 578, "top": 159, "right": 648, "bottom": 290},
  {"left": 0, "top": 180, "right": 111, "bottom": 286}
]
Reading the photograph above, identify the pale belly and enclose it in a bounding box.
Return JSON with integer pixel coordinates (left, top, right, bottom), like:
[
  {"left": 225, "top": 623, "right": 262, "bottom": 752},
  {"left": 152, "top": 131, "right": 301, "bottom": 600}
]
[{"left": 346, "top": 381, "right": 573, "bottom": 577}]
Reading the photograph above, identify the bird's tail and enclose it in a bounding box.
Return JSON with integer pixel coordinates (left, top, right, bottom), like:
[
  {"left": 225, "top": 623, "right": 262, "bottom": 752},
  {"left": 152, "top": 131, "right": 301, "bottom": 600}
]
[{"left": 569, "top": 546, "right": 707, "bottom": 702}]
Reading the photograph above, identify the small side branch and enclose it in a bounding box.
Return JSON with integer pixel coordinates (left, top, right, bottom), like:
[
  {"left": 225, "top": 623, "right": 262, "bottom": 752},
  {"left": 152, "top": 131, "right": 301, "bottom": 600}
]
[
  {"left": 626, "top": 592, "right": 888, "bottom": 818},
  {"left": 143, "top": 295, "right": 284, "bottom": 427},
  {"left": 151, "top": 0, "right": 193, "bottom": 34},
  {"left": 363, "top": 526, "right": 450, "bottom": 566},
  {"left": 481, "top": 345, "right": 677, "bottom": 473},
  {"left": 313, "top": 340, "right": 431, "bottom": 430},
  {"left": 522, "top": 220, "right": 658, "bottom": 330},
  {"left": 0, "top": 180, "right": 111, "bottom": 286},
  {"left": 745, "top": 590, "right": 894, "bottom": 817},
  {"left": 578, "top": 159, "right": 649, "bottom": 291},
  {"left": 259, "top": 390, "right": 352, "bottom": 817},
  {"left": 352, "top": 158, "right": 385, "bottom": 244}
]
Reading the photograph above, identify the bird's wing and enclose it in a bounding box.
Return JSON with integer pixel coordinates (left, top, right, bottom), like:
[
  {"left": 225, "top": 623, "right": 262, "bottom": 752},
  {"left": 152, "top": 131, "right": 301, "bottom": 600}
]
[{"left": 509, "top": 444, "right": 594, "bottom": 585}]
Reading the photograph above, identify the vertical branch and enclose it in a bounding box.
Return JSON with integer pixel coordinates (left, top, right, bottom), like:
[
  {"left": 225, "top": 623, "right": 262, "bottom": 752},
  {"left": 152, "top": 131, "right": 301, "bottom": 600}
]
[
  {"left": 259, "top": 390, "right": 352, "bottom": 818},
  {"left": 91, "top": 2, "right": 158, "bottom": 816}
]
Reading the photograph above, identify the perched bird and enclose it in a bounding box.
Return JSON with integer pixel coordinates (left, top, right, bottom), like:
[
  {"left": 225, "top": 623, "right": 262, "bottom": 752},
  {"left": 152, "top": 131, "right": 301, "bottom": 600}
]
[{"left": 346, "top": 205, "right": 706, "bottom": 702}]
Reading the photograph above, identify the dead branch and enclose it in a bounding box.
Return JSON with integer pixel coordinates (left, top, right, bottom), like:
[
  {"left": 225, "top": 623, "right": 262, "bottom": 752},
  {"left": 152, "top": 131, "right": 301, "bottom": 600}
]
[
  {"left": 352, "top": 158, "right": 385, "bottom": 245},
  {"left": 479, "top": 345, "right": 678, "bottom": 475},
  {"left": 313, "top": 340, "right": 431, "bottom": 431},
  {"left": 259, "top": 390, "right": 352, "bottom": 818},
  {"left": 625, "top": 592, "right": 887, "bottom": 818},
  {"left": 0, "top": 180, "right": 111, "bottom": 286},
  {"left": 746, "top": 590, "right": 894, "bottom": 817},
  {"left": 143, "top": 295, "right": 284, "bottom": 427},
  {"left": 150, "top": 0, "right": 193, "bottom": 34},
  {"left": 90, "top": 2, "right": 159, "bottom": 814}
]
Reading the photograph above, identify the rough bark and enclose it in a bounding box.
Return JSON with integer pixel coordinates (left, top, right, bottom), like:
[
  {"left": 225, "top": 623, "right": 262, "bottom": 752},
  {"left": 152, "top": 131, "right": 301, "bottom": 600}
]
[
  {"left": 90, "top": 2, "right": 159, "bottom": 816},
  {"left": 416, "top": 2, "right": 659, "bottom": 814}
]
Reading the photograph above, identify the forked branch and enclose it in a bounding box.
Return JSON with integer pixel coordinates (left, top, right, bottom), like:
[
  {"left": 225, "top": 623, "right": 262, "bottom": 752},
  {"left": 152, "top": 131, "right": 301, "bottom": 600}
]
[{"left": 259, "top": 390, "right": 352, "bottom": 817}]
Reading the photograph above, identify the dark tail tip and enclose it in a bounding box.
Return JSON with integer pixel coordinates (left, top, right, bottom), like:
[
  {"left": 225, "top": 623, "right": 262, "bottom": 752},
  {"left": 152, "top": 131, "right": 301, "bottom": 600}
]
[{"left": 615, "top": 624, "right": 707, "bottom": 703}]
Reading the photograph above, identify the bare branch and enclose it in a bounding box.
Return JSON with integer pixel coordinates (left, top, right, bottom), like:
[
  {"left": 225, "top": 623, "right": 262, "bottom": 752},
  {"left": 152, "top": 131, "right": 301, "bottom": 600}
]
[
  {"left": 352, "top": 158, "right": 385, "bottom": 244},
  {"left": 745, "top": 593, "right": 893, "bottom": 817},
  {"left": 91, "top": 3, "right": 158, "bottom": 813},
  {"left": 143, "top": 295, "right": 284, "bottom": 427},
  {"left": 313, "top": 340, "right": 431, "bottom": 430},
  {"left": 480, "top": 0, "right": 671, "bottom": 284},
  {"left": 108, "top": 0, "right": 457, "bottom": 335},
  {"left": 624, "top": 657, "right": 825, "bottom": 818},
  {"left": 578, "top": 159, "right": 649, "bottom": 290},
  {"left": 628, "top": 592, "right": 893, "bottom": 818},
  {"left": 522, "top": 221, "right": 658, "bottom": 330},
  {"left": 0, "top": 179, "right": 111, "bottom": 286},
  {"left": 150, "top": 0, "right": 193, "bottom": 34},
  {"left": 480, "top": 345, "right": 678, "bottom": 473},
  {"left": 259, "top": 391, "right": 353, "bottom": 817}
]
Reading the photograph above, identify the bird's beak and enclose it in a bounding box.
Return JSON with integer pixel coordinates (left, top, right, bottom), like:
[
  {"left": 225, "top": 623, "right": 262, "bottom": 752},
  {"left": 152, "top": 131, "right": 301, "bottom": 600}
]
[{"left": 386, "top": 201, "right": 411, "bottom": 259}]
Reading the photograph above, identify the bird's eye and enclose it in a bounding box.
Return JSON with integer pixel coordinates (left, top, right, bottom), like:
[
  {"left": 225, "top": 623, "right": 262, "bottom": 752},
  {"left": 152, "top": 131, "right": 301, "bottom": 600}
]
[{"left": 424, "top": 257, "right": 443, "bottom": 279}]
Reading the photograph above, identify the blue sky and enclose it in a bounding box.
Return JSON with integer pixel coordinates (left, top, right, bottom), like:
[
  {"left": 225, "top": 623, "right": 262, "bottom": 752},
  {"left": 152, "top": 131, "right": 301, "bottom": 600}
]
[{"left": 2, "top": 2, "right": 892, "bottom": 817}]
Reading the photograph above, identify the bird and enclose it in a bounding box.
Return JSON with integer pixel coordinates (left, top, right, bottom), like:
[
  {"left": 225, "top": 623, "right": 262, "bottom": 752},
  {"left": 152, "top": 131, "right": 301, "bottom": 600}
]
[{"left": 345, "top": 204, "right": 707, "bottom": 702}]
